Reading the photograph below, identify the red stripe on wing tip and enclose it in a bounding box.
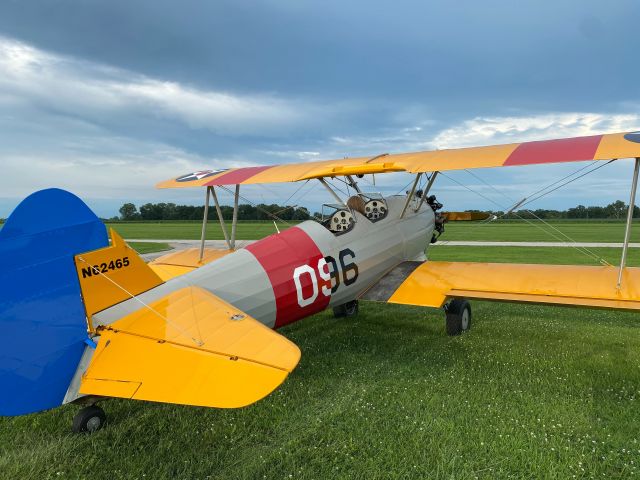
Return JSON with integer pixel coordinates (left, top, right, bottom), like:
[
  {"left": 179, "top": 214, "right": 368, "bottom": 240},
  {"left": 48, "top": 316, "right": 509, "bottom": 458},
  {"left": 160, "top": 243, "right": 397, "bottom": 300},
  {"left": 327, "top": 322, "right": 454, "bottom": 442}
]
[
  {"left": 205, "top": 166, "right": 273, "bottom": 185},
  {"left": 504, "top": 135, "right": 603, "bottom": 166}
]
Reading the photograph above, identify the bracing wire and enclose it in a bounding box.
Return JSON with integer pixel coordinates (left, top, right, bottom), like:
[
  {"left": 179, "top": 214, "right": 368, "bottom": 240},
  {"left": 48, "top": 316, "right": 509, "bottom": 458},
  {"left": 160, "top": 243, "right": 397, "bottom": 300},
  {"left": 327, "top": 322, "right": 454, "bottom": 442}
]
[
  {"left": 520, "top": 160, "right": 615, "bottom": 208},
  {"left": 463, "top": 161, "right": 617, "bottom": 265},
  {"left": 439, "top": 171, "right": 608, "bottom": 265},
  {"left": 436, "top": 171, "right": 613, "bottom": 266},
  {"left": 218, "top": 185, "right": 293, "bottom": 226},
  {"left": 76, "top": 256, "right": 204, "bottom": 347}
]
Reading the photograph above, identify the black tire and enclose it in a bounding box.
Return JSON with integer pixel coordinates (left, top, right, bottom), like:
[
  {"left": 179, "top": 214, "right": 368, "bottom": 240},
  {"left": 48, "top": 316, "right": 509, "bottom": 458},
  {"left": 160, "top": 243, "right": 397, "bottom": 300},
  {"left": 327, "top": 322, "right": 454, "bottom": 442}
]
[
  {"left": 72, "top": 405, "right": 106, "bottom": 433},
  {"left": 445, "top": 298, "right": 472, "bottom": 336},
  {"left": 333, "top": 300, "right": 359, "bottom": 318}
]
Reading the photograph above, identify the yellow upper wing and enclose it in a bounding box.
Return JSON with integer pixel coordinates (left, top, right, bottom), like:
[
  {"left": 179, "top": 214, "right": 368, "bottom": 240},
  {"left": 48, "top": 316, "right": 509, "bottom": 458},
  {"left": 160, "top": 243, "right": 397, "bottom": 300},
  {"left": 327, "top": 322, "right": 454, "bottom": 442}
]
[
  {"left": 363, "top": 261, "right": 640, "bottom": 311},
  {"left": 158, "top": 131, "right": 640, "bottom": 187},
  {"left": 80, "top": 286, "right": 301, "bottom": 408}
]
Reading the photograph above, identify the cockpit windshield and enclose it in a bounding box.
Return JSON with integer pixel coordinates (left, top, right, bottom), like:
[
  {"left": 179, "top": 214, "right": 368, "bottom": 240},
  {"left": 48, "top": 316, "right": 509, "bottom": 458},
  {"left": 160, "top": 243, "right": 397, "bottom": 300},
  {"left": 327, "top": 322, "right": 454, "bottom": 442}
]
[
  {"left": 359, "top": 192, "right": 388, "bottom": 222},
  {"left": 320, "top": 203, "right": 356, "bottom": 235}
]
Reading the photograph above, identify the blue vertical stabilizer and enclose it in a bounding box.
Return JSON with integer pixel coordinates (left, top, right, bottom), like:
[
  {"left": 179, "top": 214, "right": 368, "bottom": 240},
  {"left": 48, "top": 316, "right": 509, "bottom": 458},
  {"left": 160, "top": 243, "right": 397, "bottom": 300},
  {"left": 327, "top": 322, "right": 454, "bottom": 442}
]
[{"left": 0, "top": 189, "right": 108, "bottom": 416}]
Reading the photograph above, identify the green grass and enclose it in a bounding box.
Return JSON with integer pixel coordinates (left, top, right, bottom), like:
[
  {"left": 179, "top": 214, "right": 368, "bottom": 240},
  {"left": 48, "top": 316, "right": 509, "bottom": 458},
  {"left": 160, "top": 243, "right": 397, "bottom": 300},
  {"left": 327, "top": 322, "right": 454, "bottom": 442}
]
[
  {"left": 3, "top": 232, "right": 640, "bottom": 479},
  {"left": 105, "top": 220, "right": 640, "bottom": 243},
  {"left": 429, "top": 245, "right": 640, "bottom": 267},
  {"left": 127, "top": 242, "right": 172, "bottom": 255},
  {"left": 2, "top": 302, "right": 640, "bottom": 479},
  {"left": 107, "top": 221, "right": 291, "bottom": 240},
  {"left": 442, "top": 221, "right": 640, "bottom": 243}
]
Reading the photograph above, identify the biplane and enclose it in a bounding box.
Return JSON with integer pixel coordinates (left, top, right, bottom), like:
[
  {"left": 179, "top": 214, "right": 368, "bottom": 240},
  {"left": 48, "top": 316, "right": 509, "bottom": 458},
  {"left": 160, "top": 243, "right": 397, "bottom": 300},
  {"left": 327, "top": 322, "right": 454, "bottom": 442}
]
[{"left": 2, "top": 131, "right": 640, "bottom": 432}]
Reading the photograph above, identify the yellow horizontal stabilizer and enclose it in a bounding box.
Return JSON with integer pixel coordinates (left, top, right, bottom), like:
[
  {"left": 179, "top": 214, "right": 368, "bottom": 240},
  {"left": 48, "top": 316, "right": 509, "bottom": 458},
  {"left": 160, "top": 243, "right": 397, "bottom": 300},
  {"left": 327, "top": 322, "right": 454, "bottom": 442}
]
[
  {"left": 387, "top": 261, "right": 640, "bottom": 310},
  {"left": 79, "top": 286, "right": 301, "bottom": 408}
]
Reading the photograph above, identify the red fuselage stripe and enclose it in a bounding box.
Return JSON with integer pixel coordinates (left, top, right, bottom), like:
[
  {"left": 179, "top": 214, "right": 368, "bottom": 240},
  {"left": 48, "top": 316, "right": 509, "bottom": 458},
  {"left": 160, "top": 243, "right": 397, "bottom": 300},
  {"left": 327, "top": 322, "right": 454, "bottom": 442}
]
[
  {"left": 205, "top": 166, "right": 272, "bottom": 185},
  {"left": 503, "top": 135, "right": 603, "bottom": 166},
  {"left": 246, "top": 227, "right": 330, "bottom": 328}
]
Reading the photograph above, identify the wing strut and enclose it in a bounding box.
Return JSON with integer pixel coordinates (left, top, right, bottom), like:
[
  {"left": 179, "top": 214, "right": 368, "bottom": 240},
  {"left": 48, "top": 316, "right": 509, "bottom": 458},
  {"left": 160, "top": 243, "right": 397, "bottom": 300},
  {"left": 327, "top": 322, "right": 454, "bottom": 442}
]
[
  {"left": 198, "top": 185, "right": 240, "bottom": 261},
  {"left": 230, "top": 184, "right": 240, "bottom": 249},
  {"left": 345, "top": 175, "right": 362, "bottom": 193},
  {"left": 400, "top": 173, "right": 422, "bottom": 218},
  {"left": 211, "top": 186, "right": 231, "bottom": 250},
  {"left": 415, "top": 171, "right": 439, "bottom": 212},
  {"left": 199, "top": 186, "right": 211, "bottom": 262},
  {"left": 318, "top": 178, "right": 346, "bottom": 206},
  {"left": 617, "top": 157, "right": 640, "bottom": 289}
]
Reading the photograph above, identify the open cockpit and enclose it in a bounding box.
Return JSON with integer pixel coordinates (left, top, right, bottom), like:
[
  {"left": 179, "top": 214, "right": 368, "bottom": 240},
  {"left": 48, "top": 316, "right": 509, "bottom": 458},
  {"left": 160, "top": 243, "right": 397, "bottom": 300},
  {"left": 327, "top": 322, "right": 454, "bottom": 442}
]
[{"left": 319, "top": 193, "right": 390, "bottom": 235}]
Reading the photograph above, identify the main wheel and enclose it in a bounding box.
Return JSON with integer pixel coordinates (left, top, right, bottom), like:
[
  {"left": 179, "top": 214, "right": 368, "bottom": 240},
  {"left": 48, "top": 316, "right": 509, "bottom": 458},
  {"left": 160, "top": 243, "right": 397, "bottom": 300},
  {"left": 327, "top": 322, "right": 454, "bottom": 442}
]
[
  {"left": 333, "top": 300, "right": 359, "bottom": 318},
  {"left": 445, "top": 298, "right": 472, "bottom": 336},
  {"left": 72, "top": 405, "right": 106, "bottom": 433}
]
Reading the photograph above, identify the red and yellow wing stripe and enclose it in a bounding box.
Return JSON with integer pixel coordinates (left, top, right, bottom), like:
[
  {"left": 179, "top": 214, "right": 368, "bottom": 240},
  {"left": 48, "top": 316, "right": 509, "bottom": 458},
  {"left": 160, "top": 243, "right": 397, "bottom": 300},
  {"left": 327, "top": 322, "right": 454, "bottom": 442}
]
[{"left": 157, "top": 131, "right": 640, "bottom": 188}]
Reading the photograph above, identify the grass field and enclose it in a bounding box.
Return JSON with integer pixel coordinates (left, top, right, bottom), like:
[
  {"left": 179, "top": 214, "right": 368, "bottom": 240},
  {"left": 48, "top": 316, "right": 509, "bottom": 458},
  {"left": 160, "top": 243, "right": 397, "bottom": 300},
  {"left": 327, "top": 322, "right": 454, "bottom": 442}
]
[
  {"left": 127, "top": 242, "right": 172, "bottom": 255},
  {"left": 2, "top": 299, "right": 639, "bottom": 478},
  {"left": 107, "top": 221, "right": 290, "bottom": 241},
  {"left": 107, "top": 220, "right": 640, "bottom": 244},
  {"left": 443, "top": 221, "right": 640, "bottom": 243},
  {"left": 428, "top": 245, "right": 640, "bottom": 267},
  {"left": 2, "top": 224, "right": 640, "bottom": 479}
]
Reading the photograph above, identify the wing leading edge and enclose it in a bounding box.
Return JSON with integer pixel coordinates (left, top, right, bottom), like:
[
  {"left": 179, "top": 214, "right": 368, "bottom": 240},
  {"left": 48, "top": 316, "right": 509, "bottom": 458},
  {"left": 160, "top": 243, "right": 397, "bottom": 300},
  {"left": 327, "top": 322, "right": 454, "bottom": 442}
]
[
  {"left": 158, "top": 131, "right": 640, "bottom": 188},
  {"left": 363, "top": 261, "right": 640, "bottom": 311}
]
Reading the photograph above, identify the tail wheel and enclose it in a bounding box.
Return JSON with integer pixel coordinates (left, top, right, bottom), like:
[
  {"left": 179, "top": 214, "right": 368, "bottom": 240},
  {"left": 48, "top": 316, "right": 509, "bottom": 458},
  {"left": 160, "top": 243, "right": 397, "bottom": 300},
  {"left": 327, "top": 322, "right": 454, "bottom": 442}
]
[
  {"left": 72, "top": 405, "right": 106, "bottom": 433},
  {"left": 445, "top": 298, "right": 472, "bottom": 336},
  {"left": 333, "top": 300, "right": 359, "bottom": 318}
]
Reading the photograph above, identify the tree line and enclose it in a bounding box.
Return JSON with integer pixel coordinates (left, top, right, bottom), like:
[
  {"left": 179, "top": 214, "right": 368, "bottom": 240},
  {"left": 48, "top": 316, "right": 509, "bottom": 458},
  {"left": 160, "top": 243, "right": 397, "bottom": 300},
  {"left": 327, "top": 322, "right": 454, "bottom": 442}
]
[
  {"left": 109, "top": 199, "right": 640, "bottom": 222},
  {"left": 3, "top": 200, "right": 635, "bottom": 224},
  {"left": 483, "top": 200, "right": 640, "bottom": 220},
  {"left": 116, "top": 202, "right": 312, "bottom": 221}
]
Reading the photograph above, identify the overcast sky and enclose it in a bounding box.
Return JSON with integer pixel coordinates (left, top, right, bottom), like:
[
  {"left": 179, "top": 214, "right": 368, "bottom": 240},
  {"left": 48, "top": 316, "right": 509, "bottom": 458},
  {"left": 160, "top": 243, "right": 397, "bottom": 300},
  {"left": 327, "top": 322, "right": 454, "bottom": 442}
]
[{"left": 0, "top": 0, "right": 639, "bottom": 217}]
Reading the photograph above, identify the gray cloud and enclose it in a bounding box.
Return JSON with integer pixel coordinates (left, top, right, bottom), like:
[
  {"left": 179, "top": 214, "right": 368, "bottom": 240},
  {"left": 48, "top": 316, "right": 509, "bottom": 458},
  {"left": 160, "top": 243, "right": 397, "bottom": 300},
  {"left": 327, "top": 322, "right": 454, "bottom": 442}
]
[{"left": 0, "top": 0, "right": 639, "bottom": 218}]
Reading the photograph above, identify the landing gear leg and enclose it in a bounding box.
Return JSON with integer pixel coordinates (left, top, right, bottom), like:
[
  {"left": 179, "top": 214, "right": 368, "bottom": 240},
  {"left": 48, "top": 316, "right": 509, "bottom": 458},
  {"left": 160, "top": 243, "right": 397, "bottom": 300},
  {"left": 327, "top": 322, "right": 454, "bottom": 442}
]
[
  {"left": 72, "top": 404, "right": 106, "bottom": 433},
  {"left": 445, "top": 298, "right": 472, "bottom": 336},
  {"left": 333, "top": 300, "right": 359, "bottom": 318}
]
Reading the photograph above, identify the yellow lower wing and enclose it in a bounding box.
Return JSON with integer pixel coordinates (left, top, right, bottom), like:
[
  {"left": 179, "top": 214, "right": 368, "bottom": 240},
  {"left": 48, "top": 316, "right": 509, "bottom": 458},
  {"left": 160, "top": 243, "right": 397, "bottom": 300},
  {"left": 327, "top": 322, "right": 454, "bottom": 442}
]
[
  {"left": 80, "top": 286, "right": 301, "bottom": 408},
  {"left": 380, "top": 261, "right": 640, "bottom": 310},
  {"left": 148, "top": 247, "right": 234, "bottom": 281}
]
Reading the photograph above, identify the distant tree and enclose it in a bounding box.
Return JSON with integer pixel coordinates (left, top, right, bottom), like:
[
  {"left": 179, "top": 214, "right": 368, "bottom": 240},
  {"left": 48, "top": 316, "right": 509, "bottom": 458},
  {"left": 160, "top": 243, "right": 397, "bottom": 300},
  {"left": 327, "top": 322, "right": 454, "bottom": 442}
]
[
  {"left": 604, "top": 200, "right": 626, "bottom": 219},
  {"left": 292, "top": 207, "right": 311, "bottom": 220},
  {"left": 567, "top": 205, "right": 587, "bottom": 219},
  {"left": 586, "top": 206, "right": 606, "bottom": 219},
  {"left": 119, "top": 203, "right": 139, "bottom": 220}
]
